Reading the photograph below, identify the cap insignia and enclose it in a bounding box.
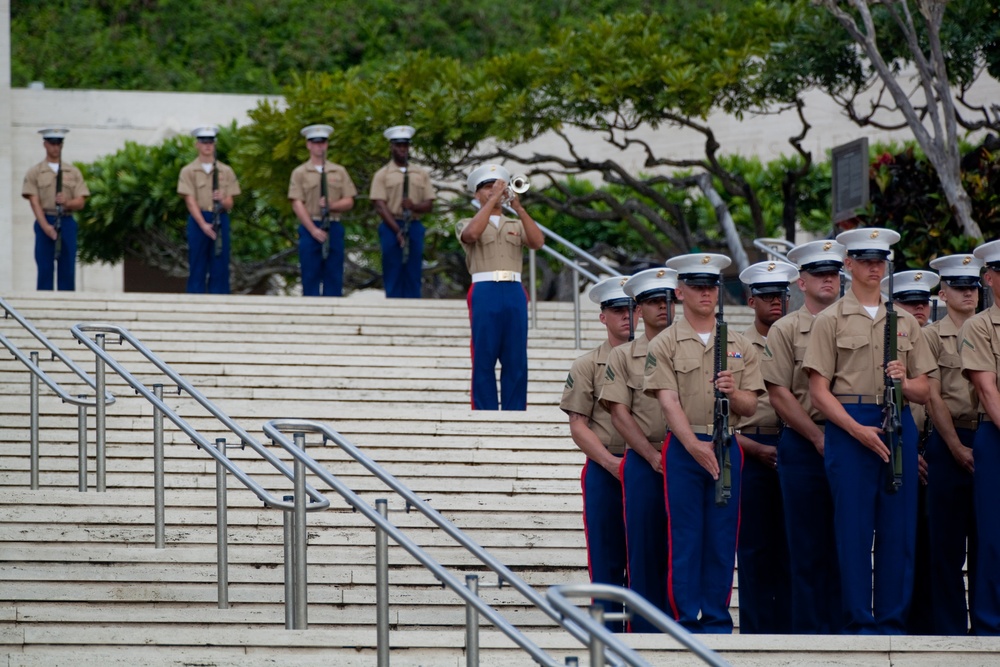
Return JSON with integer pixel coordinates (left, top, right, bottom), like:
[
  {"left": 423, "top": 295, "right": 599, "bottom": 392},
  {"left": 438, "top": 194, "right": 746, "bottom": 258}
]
[
  {"left": 963, "top": 257, "right": 972, "bottom": 265},
  {"left": 870, "top": 230, "right": 880, "bottom": 239},
  {"left": 822, "top": 242, "right": 832, "bottom": 251},
  {"left": 619, "top": 278, "right": 628, "bottom": 286},
  {"left": 656, "top": 270, "right": 665, "bottom": 278},
  {"left": 701, "top": 256, "right": 711, "bottom": 265},
  {"left": 767, "top": 262, "right": 776, "bottom": 272},
  {"left": 915, "top": 272, "right": 923, "bottom": 281}
]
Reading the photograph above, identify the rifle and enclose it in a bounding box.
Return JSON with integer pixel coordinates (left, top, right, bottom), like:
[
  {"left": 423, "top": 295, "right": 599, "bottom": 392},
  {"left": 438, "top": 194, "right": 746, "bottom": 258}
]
[
  {"left": 400, "top": 161, "right": 412, "bottom": 264},
  {"left": 713, "top": 283, "right": 733, "bottom": 506},
  {"left": 883, "top": 263, "right": 904, "bottom": 494},
  {"left": 212, "top": 150, "right": 222, "bottom": 257},
  {"left": 54, "top": 163, "right": 64, "bottom": 259},
  {"left": 320, "top": 162, "right": 330, "bottom": 261}
]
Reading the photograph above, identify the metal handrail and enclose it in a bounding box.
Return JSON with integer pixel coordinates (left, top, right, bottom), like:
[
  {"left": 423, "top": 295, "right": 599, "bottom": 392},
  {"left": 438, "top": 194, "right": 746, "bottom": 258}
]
[
  {"left": 531, "top": 222, "right": 622, "bottom": 349},
  {"left": 753, "top": 237, "right": 795, "bottom": 263},
  {"left": 70, "top": 323, "right": 329, "bottom": 513},
  {"left": 1, "top": 297, "right": 115, "bottom": 407},
  {"left": 547, "top": 584, "right": 732, "bottom": 667},
  {"left": 1, "top": 297, "right": 116, "bottom": 490},
  {"left": 263, "top": 418, "right": 628, "bottom": 667}
]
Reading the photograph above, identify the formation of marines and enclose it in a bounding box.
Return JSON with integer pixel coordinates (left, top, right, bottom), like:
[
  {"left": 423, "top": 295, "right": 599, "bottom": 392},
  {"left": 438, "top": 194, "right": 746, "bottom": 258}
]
[{"left": 563, "top": 228, "right": 999, "bottom": 636}]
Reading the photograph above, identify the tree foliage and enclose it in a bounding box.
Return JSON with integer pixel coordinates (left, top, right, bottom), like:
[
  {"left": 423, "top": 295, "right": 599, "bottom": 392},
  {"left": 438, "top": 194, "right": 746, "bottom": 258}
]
[{"left": 11, "top": 0, "right": 745, "bottom": 93}]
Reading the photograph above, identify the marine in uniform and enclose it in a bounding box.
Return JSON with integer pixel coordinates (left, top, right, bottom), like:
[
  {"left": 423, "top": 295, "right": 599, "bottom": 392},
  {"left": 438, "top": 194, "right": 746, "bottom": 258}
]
[
  {"left": 559, "top": 277, "right": 633, "bottom": 631},
  {"left": 763, "top": 240, "right": 846, "bottom": 634},
  {"left": 643, "top": 253, "right": 763, "bottom": 634},
  {"left": 288, "top": 124, "right": 357, "bottom": 297},
  {"left": 598, "top": 268, "right": 676, "bottom": 632},
  {"left": 803, "top": 228, "right": 934, "bottom": 634},
  {"left": 734, "top": 260, "right": 798, "bottom": 635},
  {"left": 924, "top": 254, "right": 981, "bottom": 634},
  {"left": 370, "top": 126, "right": 436, "bottom": 298},
  {"left": 21, "top": 128, "right": 89, "bottom": 291},
  {"left": 177, "top": 126, "right": 241, "bottom": 294},
  {"left": 456, "top": 164, "right": 544, "bottom": 410},
  {"left": 881, "top": 269, "right": 939, "bottom": 635},
  {"left": 958, "top": 239, "right": 1000, "bottom": 635}
]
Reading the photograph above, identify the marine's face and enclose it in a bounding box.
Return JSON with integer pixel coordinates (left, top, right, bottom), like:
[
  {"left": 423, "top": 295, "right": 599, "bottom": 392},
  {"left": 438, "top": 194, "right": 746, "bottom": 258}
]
[
  {"left": 43, "top": 139, "right": 63, "bottom": 161},
  {"left": 800, "top": 270, "right": 840, "bottom": 305}
]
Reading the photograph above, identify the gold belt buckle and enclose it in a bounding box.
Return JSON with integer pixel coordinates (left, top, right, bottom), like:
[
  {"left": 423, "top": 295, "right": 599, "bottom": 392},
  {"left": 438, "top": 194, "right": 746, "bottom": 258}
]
[{"left": 495, "top": 270, "right": 513, "bottom": 281}]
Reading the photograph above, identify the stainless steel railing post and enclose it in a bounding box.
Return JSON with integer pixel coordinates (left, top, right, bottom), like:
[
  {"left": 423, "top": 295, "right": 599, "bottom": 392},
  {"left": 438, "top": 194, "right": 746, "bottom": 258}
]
[
  {"left": 95, "top": 334, "right": 107, "bottom": 492},
  {"left": 215, "top": 437, "right": 230, "bottom": 609},
  {"left": 153, "top": 384, "right": 165, "bottom": 549},
  {"left": 465, "top": 574, "right": 480, "bottom": 667},
  {"left": 77, "top": 395, "right": 87, "bottom": 492},
  {"left": 283, "top": 494, "right": 294, "bottom": 629},
  {"left": 376, "top": 498, "right": 390, "bottom": 667},
  {"left": 574, "top": 275, "right": 582, "bottom": 348},
  {"left": 293, "top": 432, "right": 308, "bottom": 629},
  {"left": 589, "top": 605, "right": 605, "bottom": 667},
  {"left": 29, "top": 351, "right": 39, "bottom": 490}
]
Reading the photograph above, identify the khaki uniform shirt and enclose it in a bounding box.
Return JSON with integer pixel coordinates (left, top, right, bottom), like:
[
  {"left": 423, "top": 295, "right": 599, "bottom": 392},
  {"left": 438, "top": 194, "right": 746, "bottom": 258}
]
[
  {"left": 802, "top": 289, "right": 935, "bottom": 397},
  {"left": 369, "top": 161, "right": 436, "bottom": 217},
  {"left": 22, "top": 161, "right": 90, "bottom": 214},
  {"left": 739, "top": 323, "right": 779, "bottom": 430},
  {"left": 560, "top": 341, "right": 626, "bottom": 455},
  {"left": 925, "top": 316, "right": 977, "bottom": 422},
  {"left": 643, "top": 317, "right": 764, "bottom": 430},
  {"left": 598, "top": 333, "right": 668, "bottom": 451},
  {"left": 763, "top": 307, "right": 824, "bottom": 422},
  {"left": 177, "top": 160, "right": 241, "bottom": 212},
  {"left": 960, "top": 304, "right": 1000, "bottom": 411},
  {"left": 455, "top": 216, "right": 526, "bottom": 274},
  {"left": 287, "top": 161, "right": 357, "bottom": 220}
]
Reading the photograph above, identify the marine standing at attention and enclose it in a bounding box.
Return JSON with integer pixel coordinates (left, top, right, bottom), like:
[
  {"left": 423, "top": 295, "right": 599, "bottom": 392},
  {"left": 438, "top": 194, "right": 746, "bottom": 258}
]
[
  {"left": 803, "top": 228, "right": 933, "bottom": 634},
  {"left": 559, "top": 276, "right": 633, "bottom": 631},
  {"left": 21, "top": 127, "right": 89, "bottom": 291},
  {"left": 643, "top": 253, "right": 763, "bottom": 634}
]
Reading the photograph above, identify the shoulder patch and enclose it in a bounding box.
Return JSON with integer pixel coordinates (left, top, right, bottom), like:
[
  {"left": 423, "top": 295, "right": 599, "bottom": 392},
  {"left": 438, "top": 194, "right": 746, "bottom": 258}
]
[
  {"left": 645, "top": 351, "right": 658, "bottom": 371},
  {"left": 565, "top": 373, "right": 574, "bottom": 389},
  {"left": 604, "top": 366, "right": 615, "bottom": 382},
  {"left": 962, "top": 338, "right": 975, "bottom": 350},
  {"left": 763, "top": 344, "right": 772, "bottom": 359}
]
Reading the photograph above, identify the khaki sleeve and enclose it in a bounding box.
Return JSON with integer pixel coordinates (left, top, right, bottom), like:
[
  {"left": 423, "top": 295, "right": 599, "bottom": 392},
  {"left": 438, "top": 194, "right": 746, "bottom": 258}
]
[
  {"left": 738, "top": 336, "right": 765, "bottom": 394},
  {"left": 560, "top": 353, "right": 596, "bottom": 416},
  {"left": 177, "top": 165, "right": 195, "bottom": 197},
  {"left": 21, "top": 166, "right": 39, "bottom": 198},
  {"left": 643, "top": 334, "right": 677, "bottom": 395},
  {"left": 921, "top": 327, "right": 941, "bottom": 381},
  {"left": 960, "top": 315, "right": 996, "bottom": 378},
  {"left": 598, "top": 346, "right": 632, "bottom": 410},
  {"left": 223, "top": 164, "right": 241, "bottom": 197},
  {"left": 763, "top": 320, "right": 793, "bottom": 388},
  {"left": 802, "top": 311, "right": 837, "bottom": 380},
  {"left": 339, "top": 168, "right": 358, "bottom": 199},
  {"left": 901, "top": 312, "right": 936, "bottom": 379},
  {"left": 66, "top": 165, "right": 90, "bottom": 198},
  {"left": 417, "top": 170, "right": 437, "bottom": 201},
  {"left": 287, "top": 166, "right": 304, "bottom": 201},
  {"left": 369, "top": 168, "right": 387, "bottom": 201}
]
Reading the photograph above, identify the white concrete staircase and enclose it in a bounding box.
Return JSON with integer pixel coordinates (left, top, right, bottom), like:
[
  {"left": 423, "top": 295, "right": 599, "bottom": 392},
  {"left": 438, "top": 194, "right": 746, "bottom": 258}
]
[{"left": 1, "top": 291, "right": 996, "bottom": 666}]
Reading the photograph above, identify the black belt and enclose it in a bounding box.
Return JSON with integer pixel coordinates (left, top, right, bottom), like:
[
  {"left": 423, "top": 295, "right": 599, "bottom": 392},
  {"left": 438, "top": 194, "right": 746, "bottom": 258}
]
[
  {"left": 739, "top": 426, "right": 781, "bottom": 436},
  {"left": 954, "top": 418, "right": 978, "bottom": 430}
]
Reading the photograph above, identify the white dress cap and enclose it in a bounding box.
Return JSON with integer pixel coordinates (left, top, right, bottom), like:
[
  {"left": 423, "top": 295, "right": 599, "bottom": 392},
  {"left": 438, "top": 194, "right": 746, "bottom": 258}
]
[
  {"left": 38, "top": 127, "right": 70, "bottom": 140},
  {"left": 588, "top": 276, "right": 632, "bottom": 308},
  {"left": 836, "top": 227, "right": 901, "bottom": 260},
  {"left": 383, "top": 125, "right": 416, "bottom": 143},
  {"left": 973, "top": 240, "right": 1000, "bottom": 270},
  {"left": 624, "top": 268, "right": 678, "bottom": 301},
  {"left": 300, "top": 124, "right": 334, "bottom": 141},
  {"left": 467, "top": 164, "right": 512, "bottom": 194},
  {"left": 881, "top": 270, "right": 939, "bottom": 303},
  {"left": 786, "top": 239, "right": 846, "bottom": 273},
  {"left": 739, "top": 261, "right": 799, "bottom": 295},
  {"left": 929, "top": 253, "right": 983, "bottom": 287},
  {"left": 665, "top": 253, "right": 732, "bottom": 286},
  {"left": 190, "top": 125, "right": 219, "bottom": 139}
]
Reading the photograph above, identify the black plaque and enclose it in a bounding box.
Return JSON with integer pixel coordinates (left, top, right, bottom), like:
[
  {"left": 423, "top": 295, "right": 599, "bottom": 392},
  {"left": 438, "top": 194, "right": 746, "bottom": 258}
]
[{"left": 831, "top": 137, "right": 869, "bottom": 223}]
